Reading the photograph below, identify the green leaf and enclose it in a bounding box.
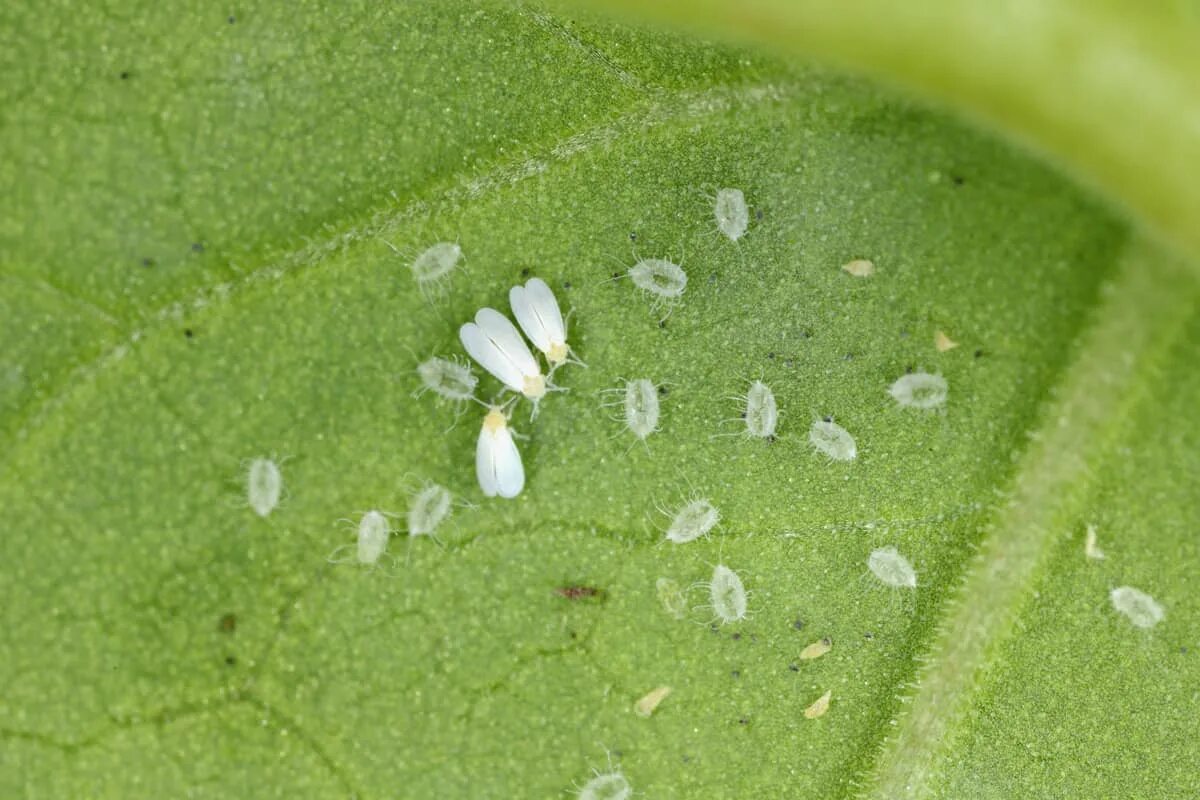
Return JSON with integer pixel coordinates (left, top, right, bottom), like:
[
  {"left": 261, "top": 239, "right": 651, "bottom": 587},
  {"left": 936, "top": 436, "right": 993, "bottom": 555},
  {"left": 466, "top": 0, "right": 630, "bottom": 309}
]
[{"left": 2, "top": 2, "right": 1196, "bottom": 798}]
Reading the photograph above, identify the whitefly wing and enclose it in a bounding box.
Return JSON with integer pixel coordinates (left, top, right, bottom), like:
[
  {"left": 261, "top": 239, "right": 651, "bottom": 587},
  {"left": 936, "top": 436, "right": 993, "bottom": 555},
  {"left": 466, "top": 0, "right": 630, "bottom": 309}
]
[{"left": 475, "top": 307, "right": 540, "bottom": 377}]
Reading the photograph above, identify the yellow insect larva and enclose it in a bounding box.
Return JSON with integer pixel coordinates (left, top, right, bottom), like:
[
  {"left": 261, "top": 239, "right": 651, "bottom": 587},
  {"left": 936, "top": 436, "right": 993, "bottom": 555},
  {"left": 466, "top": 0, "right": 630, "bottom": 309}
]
[
  {"left": 1084, "top": 523, "right": 1106, "bottom": 560},
  {"left": 803, "top": 689, "right": 832, "bottom": 719},
  {"left": 799, "top": 637, "right": 832, "bottom": 661},
  {"left": 841, "top": 259, "right": 875, "bottom": 277},
  {"left": 634, "top": 685, "right": 672, "bottom": 717}
]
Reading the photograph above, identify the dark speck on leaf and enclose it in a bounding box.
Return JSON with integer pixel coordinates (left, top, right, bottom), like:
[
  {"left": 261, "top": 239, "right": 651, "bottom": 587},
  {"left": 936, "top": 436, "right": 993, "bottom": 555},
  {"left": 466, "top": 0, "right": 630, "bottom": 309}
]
[
  {"left": 658, "top": 320, "right": 667, "bottom": 329},
  {"left": 738, "top": 716, "right": 749, "bottom": 725},
  {"left": 562, "top": 281, "right": 571, "bottom": 289},
  {"left": 731, "top": 669, "right": 741, "bottom": 679},
  {"left": 710, "top": 623, "right": 720, "bottom": 634},
  {"left": 554, "top": 586, "right": 602, "bottom": 600},
  {"left": 822, "top": 415, "right": 832, "bottom": 423},
  {"left": 141, "top": 257, "right": 154, "bottom": 268},
  {"left": 952, "top": 174, "right": 965, "bottom": 185},
  {"left": 119, "top": 71, "right": 130, "bottom": 80},
  {"left": 218, "top": 613, "right": 236, "bottom": 633},
  {"left": 765, "top": 434, "right": 777, "bottom": 444},
  {"left": 755, "top": 209, "right": 764, "bottom": 221},
  {"left": 974, "top": 348, "right": 985, "bottom": 358},
  {"left": 864, "top": 631, "right": 875, "bottom": 640},
  {"left": 228, "top": 15, "right": 236, "bottom": 24},
  {"left": 731, "top": 632, "right": 741, "bottom": 641},
  {"left": 629, "top": 232, "right": 637, "bottom": 241},
  {"left": 788, "top": 663, "right": 799, "bottom": 672},
  {"left": 658, "top": 385, "right": 669, "bottom": 396},
  {"left": 792, "top": 618, "right": 804, "bottom": 631},
  {"left": 611, "top": 272, "right": 622, "bottom": 279},
  {"left": 843, "top": 353, "right": 854, "bottom": 361},
  {"left": 225, "top": 655, "right": 236, "bottom": 666},
  {"left": 184, "top": 329, "right": 194, "bottom": 339},
  {"left": 191, "top": 242, "right": 205, "bottom": 253},
  {"left": 520, "top": 267, "right": 531, "bottom": 278},
  {"left": 767, "top": 352, "right": 775, "bottom": 359}
]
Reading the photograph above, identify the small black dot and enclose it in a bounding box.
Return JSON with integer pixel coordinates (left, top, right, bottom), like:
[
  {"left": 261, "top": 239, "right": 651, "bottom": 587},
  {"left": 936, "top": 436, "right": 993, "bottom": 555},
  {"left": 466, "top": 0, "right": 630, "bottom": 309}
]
[
  {"left": 141, "top": 257, "right": 154, "bottom": 268},
  {"left": 951, "top": 174, "right": 965, "bottom": 186},
  {"left": 184, "top": 329, "right": 194, "bottom": 339},
  {"left": 657, "top": 385, "right": 669, "bottom": 396},
  {"left": 568, "top": 630, "right": 577, "bottom": 639},
  {"left": 228, "top": 15, "right": 236, "bottom": 24},
  {"left": 225, "top": 655, "right": 237, "bottom": 666},
  {"left": 520, "top": 267, "right": 531, "bottom": 277},
  {"left": 629, "top": 232, "right": 637, "bottom": 241},
  {"left": 822, "top": 415, "right": 832, "bottom": 423},
  {"left": 731, "top": 669, "right": 741, "bottom": 679},
  {"left": 765, "top": 434, "right": 777, "bottom": 445},
  {"left": 864, "top": 631, "right": 875, "bottom": 640},
  {"left": 738, "top": 716, "right": 749, "bottom": 725},
  {"left": 792, "top": 618, "right": 805, "bottom": 631},
  {"left": 767, "top": 352, "right": 775, "bottom": 359},
  {"left": 658, "top": 320, "right": 667, "bottom": 329},
  {"left": 974, "top": 349, "right": 985, "bottom": 358},
  {"left": 119, "top": 71, "right": 130, "bottom": 80},
  {"left": 788, "top": 663, "right": 799, "bottom": 672},
  {"left": 191, "top": 242, "right": 205, "bottom": 253},
  {"left": 731, "top": 632, "right": 742, "bottom": 641},
  {"left": 843, "top": 353, "right": 854, "bottom": 361},
  {"left": 611, "top": 271, "right": 622, "bottom": 279},
  {"left": 755, "top": 209, "right": 764, "bottom": 221},
  {"left": 562, "top": 281, "right": 571, "bottom": 289}
]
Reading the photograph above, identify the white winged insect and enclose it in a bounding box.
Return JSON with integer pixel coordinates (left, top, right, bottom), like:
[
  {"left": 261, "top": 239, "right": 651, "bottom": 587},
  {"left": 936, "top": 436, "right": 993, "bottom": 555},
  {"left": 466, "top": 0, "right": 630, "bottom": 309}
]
[
  {"left": 476, "top": 404, "right": 525, "bottom": 499},
  {"left": 509, "top": 277, "right": 583, "bottom": 371},
  {"left": 460, "top": 308, "right": 556, "bottom": 417}
]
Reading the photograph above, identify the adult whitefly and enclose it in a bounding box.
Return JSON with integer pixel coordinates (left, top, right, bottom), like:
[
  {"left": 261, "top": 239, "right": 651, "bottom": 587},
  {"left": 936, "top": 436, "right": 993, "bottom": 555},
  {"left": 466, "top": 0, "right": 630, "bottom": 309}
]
[
  {"left": 889, "top": 370, "right": 948, "bottom": 410},
  {"left": 246, "top": 457, "right": 283, "bottom": 518},
  {"left": 867, "top": 546, "right": 917, "bottom": 588},
  {"left": 509, "top": 277, "right": 581, "bottom": 369},
  {"left": 476, "top": 404, "right": 524, "bottom": 499},
  {"left": 1110, "top": 586, "right": 1165, "bottom": 629},
  {"left": 460, "top": 308, "right": 552, "bottom": 414},
  {"left": 809, "top": 418, "right": 857, "bottom": 461}
]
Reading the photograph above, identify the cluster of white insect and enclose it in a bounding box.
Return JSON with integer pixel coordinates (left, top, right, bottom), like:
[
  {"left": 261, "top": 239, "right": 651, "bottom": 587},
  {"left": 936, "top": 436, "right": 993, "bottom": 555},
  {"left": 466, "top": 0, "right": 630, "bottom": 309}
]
[{"left": 456, "top": 278, "right": 581, "bottom": 499}]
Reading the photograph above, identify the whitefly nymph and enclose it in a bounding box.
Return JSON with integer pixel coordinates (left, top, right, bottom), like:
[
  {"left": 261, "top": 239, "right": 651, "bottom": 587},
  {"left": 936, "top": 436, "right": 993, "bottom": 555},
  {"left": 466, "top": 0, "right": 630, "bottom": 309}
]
[
  {"left": 743, "top": 380, "right": 778, "bottom": 439},
  {"left": 408, "top": 482, "right": 452, "bottom": 538},
  {"left": 601, "top": 378, "right": 661, "bottom": 449},
  {"left": 354, "top": 510, "right": 391, "bottom": 565},
  {"left": 867, "top": 546, "right": 917, "bottom": 588},
  {"left": 577, "top": 771, "right": 632, "bottom": 800},
  {"left": 246, "top": 457, "right": 283, "bottom": 518},
  {"left": 809, "top": 418, "right": 857, "bottom": 461},
  {"left": 628, "top": 258, "right": 687, "bottom": 318},
  {"left": 889, "top": 370, "right": 948, "bottom": 410},
  {"left": 415, "top": 356, "right": 477, "bottom": 403},
  {"left": 411, "top": 242, "right": 462, "bottom": 285},
  {"left": 665, "top": 498, "right": 720, "bottom": 544},
  {"left": 1110, "top": 585, "right": 1165, "bottom": 629},
  {"left": 706, "top": 563, "right": 748, "bottom": 624},
  {"left": 714, "top": 187, "right": 750, "bottom": 242}
]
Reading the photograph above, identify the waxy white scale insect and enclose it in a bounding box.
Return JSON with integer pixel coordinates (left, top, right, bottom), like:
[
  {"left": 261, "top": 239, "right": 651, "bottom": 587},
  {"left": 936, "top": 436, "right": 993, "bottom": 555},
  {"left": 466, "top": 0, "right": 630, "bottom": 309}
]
[
  {"left": 476, "top": 405, "right": 524, "bottom": 499},
  {"left": 706, "top": 563, "right": 748, "bottom": 624},
  {"left": 578, "top": 772, "right": 632, "bottom": 800},
  {"left": 408, "top": 482, "right": 452, "bottom": 537},
  {"left": 714, "top": 187, "right": 749, "bottom": 242},
  {"left": 460, "top": 308, "right": 552, "bottom": 415},
  {"left": 628, "top": 258, "right": 687, "bottom": 318},
  {"left": 665, "top": 499, "right": 720, "bottom": 544},
  {"left": 1110, "top": 586, "right": 1165, "bottom": 629},
  {"left": 509, "top": 278, "right": 581, "bottom": 369},
  {"left": 809, "top": 418, "right": 857, "bottom": 461},
  {"left": 415, "top": 356, "right": 477, "bottom": 403},
  {"left": 867, "top": 546, "right": 917, "bottom": 588},
  {"left": 246, "top": 458, "right": 282, "bottom": 518},
  {"left": 623, "top": 378, "right": 661, "bottom": 440},
  {"left": 889, "top": 371, "right": 948, "bottom": 410}
]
